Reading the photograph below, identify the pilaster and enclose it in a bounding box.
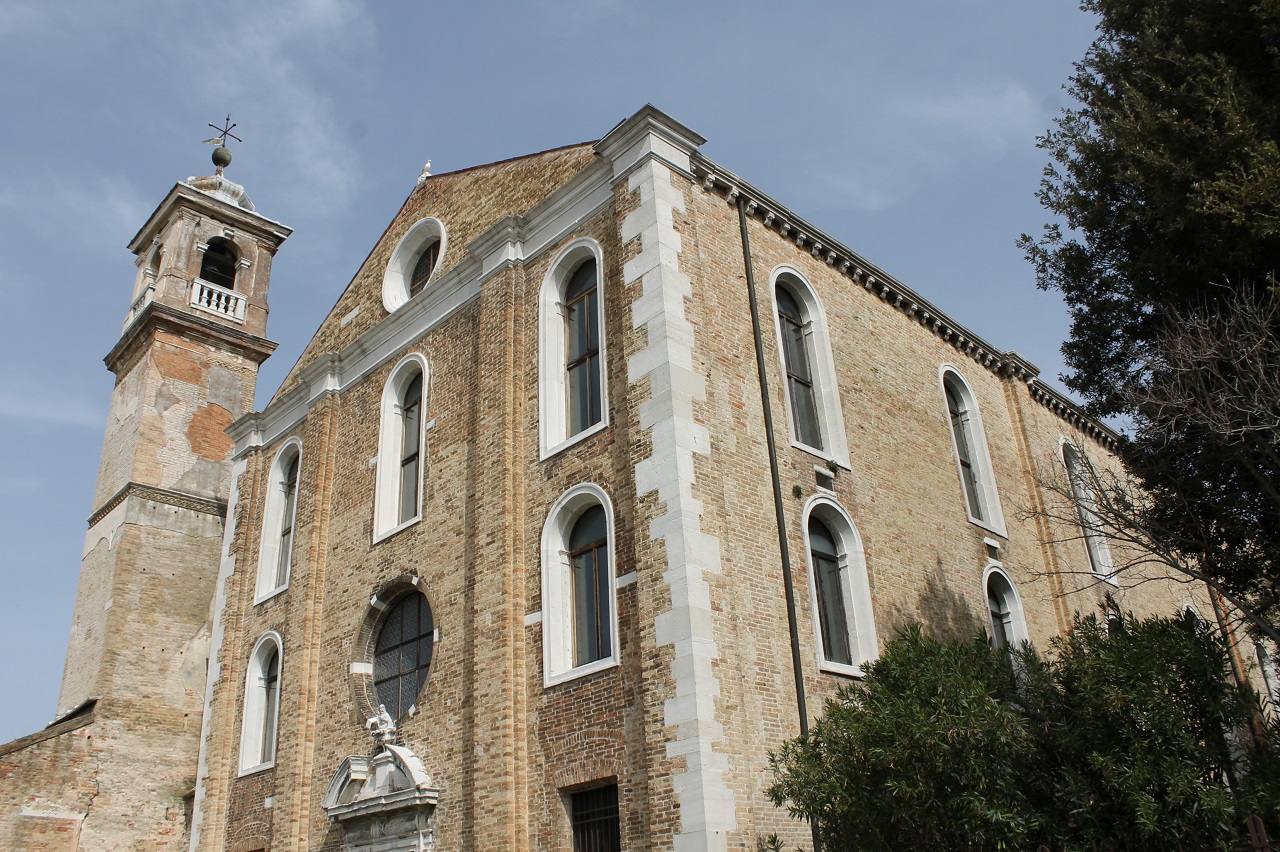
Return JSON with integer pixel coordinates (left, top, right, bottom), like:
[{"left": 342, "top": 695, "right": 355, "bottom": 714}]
[{"left": 609, "top": 110, "right": 736, "bottom": 852}]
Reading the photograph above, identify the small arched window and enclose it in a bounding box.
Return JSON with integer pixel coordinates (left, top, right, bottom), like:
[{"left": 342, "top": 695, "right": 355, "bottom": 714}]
[
  {"left": 770, "top": 268, "right": 849, "bottom": 466},
  {"left": 539, "top": 240, "right": 609, "bottom": 458},
  {"left": 200, "top": 239, "right": 238, "bottom": 290},
  {"left": 374, "top": 356, "right": 428, "bottom": 539},
  {"left": 542, "top": 484, "right": 619, "bottom": 684},
  {"left": 409, "top": 240, "right": 440, "bottom": 298},
  {"left": 255, "top": 441, "right": 302, "bottom": 601},
  {"left": 240, "top": 634, "right": 283, "bottom": 773},
  {"left": 1062, "top": 442, "right": 1113, "bottom": 580},
  {"left": 984, "top": 568, "right": 1027, "bottom": 654},
  {"left": 803, "top": 498, "right": 877, "bottom": 675},
  {"left": 941, "top": 370, "right": 1004, "bottom": 533},
  {"left": 373, "top": 592, "right": 435, "bottom": 720}
]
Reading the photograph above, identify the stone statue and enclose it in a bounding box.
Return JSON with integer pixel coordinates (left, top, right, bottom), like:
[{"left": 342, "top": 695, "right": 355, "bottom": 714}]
[{"left": 366, "top": 704, "right": 398, "bottom": 747}]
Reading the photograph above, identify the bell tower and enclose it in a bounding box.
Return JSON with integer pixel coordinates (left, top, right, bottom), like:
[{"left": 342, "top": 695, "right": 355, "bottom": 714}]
[{"left": 55, "top": 137, "right": 291, "bottom": 848}]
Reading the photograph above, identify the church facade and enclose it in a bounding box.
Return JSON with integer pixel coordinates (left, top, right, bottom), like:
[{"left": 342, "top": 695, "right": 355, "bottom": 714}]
[{"left": 1, "top": 105, "right": 1229, "bottom": 851}]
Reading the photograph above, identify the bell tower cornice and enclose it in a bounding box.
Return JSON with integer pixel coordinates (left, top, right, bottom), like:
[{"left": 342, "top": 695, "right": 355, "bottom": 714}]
[
  {"left": 127, "top": 182, "right": 292, "bottom": 257},
  {"left": 105, "top": 300, "right": 279, "bottom": 377}
]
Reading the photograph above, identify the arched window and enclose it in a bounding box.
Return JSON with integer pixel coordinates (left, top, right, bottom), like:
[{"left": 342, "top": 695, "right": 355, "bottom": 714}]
[
  {"left": 802, "top": 498, "right": 877, "bottom": 675},
  {"left": 1062, "top": 442, "right": 1113, "bottom": 580},
  {"left": 200, "top": 238, "right": 238, "bottom": 290},
  {"left": 569, "top": 504, "right": 610, "bottom": 666},
  {"left": 778, "top": 286, "right": 822, "bottom": 448},
  {"left": 373, "top": 592, "right": 435, "bottom": 720},
  {"left": 565, "top": 260, "right": 602, "bottom": 437},
  {"left": 941, "top": 369, "right": 1004, "bottom": 533},
  {"left": 408, "top": 240, "right": 440, "bottom": 298},
  {"left": 539, "top": 240, "right": 609, "bottom": 458},
  {"left": 809, "top": 517, "right": 851, "bottom": 665},
  {"left": 770, "top": 268, "right": 849, "bottom": 465},
  {"left": 240, "top": 634, "right": 282, "bottom": 773},
  {"left": 255, "top": 440, "right": 302, "bottom": 601},
  {"left": 984, "top": 568, "right": 1027, "bottom": 654},
  {"left": 374, "top": 356, "right": 428, "bottom": 539},
  {"left": 398, "top": 374, "right": 423, "bottom": 526},
  {"left": 542, "top": 484, "right": 618, "bottom": 684}
]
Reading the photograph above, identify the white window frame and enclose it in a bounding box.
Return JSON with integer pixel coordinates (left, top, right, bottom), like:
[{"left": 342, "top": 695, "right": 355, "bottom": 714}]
[
  {"left": 1060, "top": 439, "right": 1115, "bottom": 583},
  {"left": 255, "top": 438, "right": 303, "bottom": 603},
  {"left": 373, "top": 354, "right": 429, "bottom": 542},
  {"left": 382, "top": 218, "right": 448, "bottom": 312},
  {"left": 983, "top": 565, "right": 1029, "bottom": 650},
  {"left": 940, "top": 367, "right": 1006, "bottom": 536},
  {"left": 539, "top": 238, "right": 609, "bottom": 460},
  {"left": 541, "top": 483, "right": 620, "bottom": 686},
  {"left": 769, "top": 266, "right": 850, "bottom": 469},
  {"left": 801, "top": 496, "right": 877, "bottom": 676},
  {"left": 239, "top": 631, "right": 283, "bottom": 775}
]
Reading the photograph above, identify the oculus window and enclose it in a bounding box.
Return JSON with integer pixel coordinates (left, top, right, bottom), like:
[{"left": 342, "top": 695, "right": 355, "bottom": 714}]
[{"left": 373, "top": 592, "right": 435, "bottom": 720}]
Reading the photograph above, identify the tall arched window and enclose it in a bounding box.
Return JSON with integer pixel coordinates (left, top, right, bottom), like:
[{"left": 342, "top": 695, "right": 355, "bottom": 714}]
[
  {"left": 565, "top": 260, "right": 602, "bottom": 437},
  {"left": 1062, "top": 442, "right": 1113, "bottom": 580},
  {"left": 398, "top": 374, "right": 423, "bottom": 526},
  {"left": 539, "top": 240, "right": 609, "bottom": 458},
  {"left": 802, "top": 498, "right": 877, "bottom": 675},
  {"left": 570, "top": 504, "right": 610, "bottom": 667},
  {"left": 941, "top": 369, "right": 1005, "bottom": 534},
  {"left": 778, "top": 287, "right": 822, "bottom": 449},
  {"left": 373, "top": 592, "right": 435, "bottom": 720},
  {"left": 200, "top": 238, "right": 238, "bottom": 290},
  {"left": 770, "top": 268, "right": 849, "bottom": 466},
  {"left": 374, "top": 356, "right": 428, "bottom": 540},
  {"left": 255, "top": 440, "right": 302, "bottom": 601},
  {"left": 240, "top": 633, "right": 283, "bottom": 773},
  {"left": 984, "top": 568, "right": 1027, "bottom": 654},
  {"left": 542, "top": 484, "right": 618, "bottom": 684},
  {"left": 809, "top": 517, "right": 851, "bottom": 666}
]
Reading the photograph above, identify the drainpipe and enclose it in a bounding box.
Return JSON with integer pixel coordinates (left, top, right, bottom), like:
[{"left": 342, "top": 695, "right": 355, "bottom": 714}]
[{"left": 737, "top": 196, "right": 820, "bottom": 850}]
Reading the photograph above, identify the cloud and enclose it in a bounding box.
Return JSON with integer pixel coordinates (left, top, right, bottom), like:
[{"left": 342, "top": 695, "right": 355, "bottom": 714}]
[
  {"left": 193, "top": 0, "right": 374, "bottom": 211},
  {"left": 0, "top": 377, "right": 103, "bottom": 429},
  {"left": 0, "top": 173, "right": 150, "bottom": 250},
  {"left": 2, "top": 0, "right": 374, "bottom": 217},
  {"left": 0, "top": 475, "right": 43, "bottom": 494},
  {"left": 891, "top": 83, "right": 1042, "bottom": 151}
]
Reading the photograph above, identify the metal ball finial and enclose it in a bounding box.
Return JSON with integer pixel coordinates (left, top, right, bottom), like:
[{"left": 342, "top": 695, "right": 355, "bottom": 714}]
[{"left": 212, "top": 145, "right": 233, "bottom": 170}]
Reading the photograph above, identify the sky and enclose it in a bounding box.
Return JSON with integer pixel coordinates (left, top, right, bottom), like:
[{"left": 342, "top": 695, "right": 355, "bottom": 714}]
[{"left": 0, "top": 0, "right": 1099, "bottom": 744}]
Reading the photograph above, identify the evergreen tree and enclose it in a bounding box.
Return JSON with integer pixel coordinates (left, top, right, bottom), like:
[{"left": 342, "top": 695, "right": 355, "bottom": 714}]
[
  {"left": 768, "top": 616, "right": 1276, "bottom": 851},
  {"left": 1021, "top": 0, "right": 1280, "bottom": 628}
]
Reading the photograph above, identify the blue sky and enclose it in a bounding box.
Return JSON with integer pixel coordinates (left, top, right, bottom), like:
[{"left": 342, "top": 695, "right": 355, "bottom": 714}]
[{"left": 0, "top": 0, "right": 1098, "bottom": 743}]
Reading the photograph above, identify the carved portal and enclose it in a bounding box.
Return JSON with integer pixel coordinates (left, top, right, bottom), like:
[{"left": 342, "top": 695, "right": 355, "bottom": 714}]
[{"left": 322, "top": 743, "right": 439, "bottom": 852}]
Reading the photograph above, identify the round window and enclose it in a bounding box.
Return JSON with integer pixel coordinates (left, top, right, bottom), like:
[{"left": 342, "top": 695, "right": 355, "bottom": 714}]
[{"left": 373, "top": 592, "right": 435, "bottom": 720}]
